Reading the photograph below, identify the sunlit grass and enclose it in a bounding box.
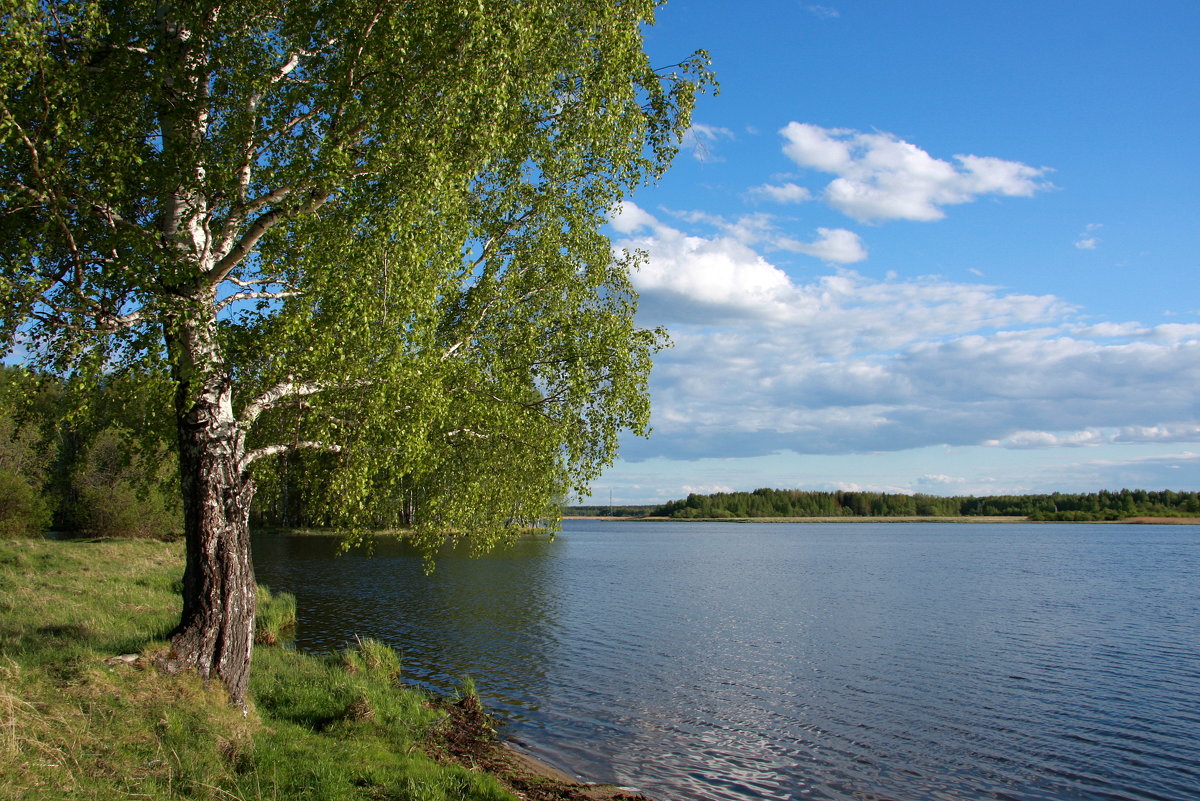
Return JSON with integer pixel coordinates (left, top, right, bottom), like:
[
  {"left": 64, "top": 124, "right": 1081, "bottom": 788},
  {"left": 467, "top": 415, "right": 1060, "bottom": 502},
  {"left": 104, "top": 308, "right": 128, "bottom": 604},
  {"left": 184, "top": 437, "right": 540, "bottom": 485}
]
[{"left": 0, "top": 537, "right": 515, "bottom": 801}]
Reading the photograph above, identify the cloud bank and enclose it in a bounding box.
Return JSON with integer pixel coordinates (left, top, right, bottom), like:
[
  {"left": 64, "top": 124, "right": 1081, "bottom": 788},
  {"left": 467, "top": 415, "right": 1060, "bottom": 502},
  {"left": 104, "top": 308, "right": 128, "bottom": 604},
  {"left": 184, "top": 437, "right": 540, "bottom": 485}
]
[{"left": 612, "top": 203, "right": 1200, "bottom": 462}]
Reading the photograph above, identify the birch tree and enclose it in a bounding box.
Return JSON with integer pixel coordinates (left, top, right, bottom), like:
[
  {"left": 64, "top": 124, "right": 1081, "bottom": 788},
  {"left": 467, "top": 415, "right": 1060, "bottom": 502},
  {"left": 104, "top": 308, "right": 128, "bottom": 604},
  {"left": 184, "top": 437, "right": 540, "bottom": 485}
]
[{"left": 1, "top": 0, "right": 708, "bottom": 704}]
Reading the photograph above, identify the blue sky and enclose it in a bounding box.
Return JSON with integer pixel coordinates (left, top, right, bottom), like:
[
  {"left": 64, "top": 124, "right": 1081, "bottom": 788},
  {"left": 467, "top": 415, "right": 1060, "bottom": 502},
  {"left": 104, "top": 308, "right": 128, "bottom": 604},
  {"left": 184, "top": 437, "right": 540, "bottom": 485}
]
[{"left": 588, "top": 0, "right": 1200, "bottom": 505}]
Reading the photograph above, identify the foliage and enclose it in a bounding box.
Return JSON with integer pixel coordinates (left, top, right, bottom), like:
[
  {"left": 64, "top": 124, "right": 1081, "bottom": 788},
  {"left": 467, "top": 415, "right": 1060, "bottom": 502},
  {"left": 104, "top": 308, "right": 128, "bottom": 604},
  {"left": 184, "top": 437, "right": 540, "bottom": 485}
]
[
  {"left": 652, "top": 487, "right": 1200, "bottom": 520},
  {"left": 0, "top": 537, "right": 516, "bottom": 800},
  {"left": 2, "top": 0, "right": 709, "bottom": 699},
  {"left": 0, "top": 469, "right": 51, "bottom": 538},
  {"left": 0, "top": 366, "right": 182, "bottom": 537},
  {"left": 0, "top": 369, "right": 54, "bottom": 537},
  {"left": 69, "top": 426, "right": 183, "bottom": 538},
  {"left": 0, "top": 0, "right": 710, "bottom": 549}
]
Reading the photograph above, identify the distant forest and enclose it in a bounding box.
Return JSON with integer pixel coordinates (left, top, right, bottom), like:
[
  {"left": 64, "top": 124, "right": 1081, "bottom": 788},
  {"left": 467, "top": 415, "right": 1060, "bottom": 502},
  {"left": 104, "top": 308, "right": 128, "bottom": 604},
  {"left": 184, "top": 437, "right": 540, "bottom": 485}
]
[{"left": 572, "top": 487, "right": 1200, "bottom": 522}]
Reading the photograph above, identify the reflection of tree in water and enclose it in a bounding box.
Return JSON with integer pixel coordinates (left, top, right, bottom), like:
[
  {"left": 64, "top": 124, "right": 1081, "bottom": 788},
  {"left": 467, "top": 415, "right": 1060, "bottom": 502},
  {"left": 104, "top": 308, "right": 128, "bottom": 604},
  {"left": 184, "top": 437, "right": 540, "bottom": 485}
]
[{"left": 250, "top": 532, "right": 564, "bottom": 719}]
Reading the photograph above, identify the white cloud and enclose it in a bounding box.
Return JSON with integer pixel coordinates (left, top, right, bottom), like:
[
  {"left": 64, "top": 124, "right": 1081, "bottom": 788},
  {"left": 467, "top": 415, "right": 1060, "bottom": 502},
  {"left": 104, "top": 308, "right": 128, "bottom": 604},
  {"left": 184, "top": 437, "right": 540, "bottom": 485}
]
[
  {"left": 682, "top": 123, "right": 735, "bottom": 163},
  {"left": 1071, "top": 321, "right": 1200, "bottom": 342},
  {"left": 1075, "top": 222, "right": 1102, "bottom": 250},
  {"left": 984, "top": 430, "right": 1110, "bottom": 449},
  {"left": 778, "top": 123, "right": 1052, "bottom": 222},
  {"left": 1115, "top": 424, "right": 1200, "bottom": 444},
  {"left": 609, "top": 200, "right": 658, "bottom": 235},
  {"left": 803, "top": 5, "right": 840, "bottom": 19},
  {"left": 614, "top": 204, "right": 795, "bottom": 322},
  {"left": 662, "top": 208, "right": 778, "bottom": 248},
  {"left": 681, "top": 483, "right": 735, "bottom": 495},
  {"left": 611, "top": 213, "right": 1200, "bottom": 463},
  {"left": 776, "top": 227, "right": 867, "bottom": 264},
  {"left": 625, "top": 203, "right": 865, "bottom": 266},
  {"left": 750, "top": 182, "right": 813, "bottom": 204},
  {"left": 917, "top": 474, "right": 968, "bottom": 487}
]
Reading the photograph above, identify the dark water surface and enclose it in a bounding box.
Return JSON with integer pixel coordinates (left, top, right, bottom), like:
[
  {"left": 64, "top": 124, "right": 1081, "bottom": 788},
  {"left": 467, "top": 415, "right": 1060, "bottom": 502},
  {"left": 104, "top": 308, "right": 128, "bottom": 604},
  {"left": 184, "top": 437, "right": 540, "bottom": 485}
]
[{"left": 251, "top": 521, "right": 1200, "bottom": 801}]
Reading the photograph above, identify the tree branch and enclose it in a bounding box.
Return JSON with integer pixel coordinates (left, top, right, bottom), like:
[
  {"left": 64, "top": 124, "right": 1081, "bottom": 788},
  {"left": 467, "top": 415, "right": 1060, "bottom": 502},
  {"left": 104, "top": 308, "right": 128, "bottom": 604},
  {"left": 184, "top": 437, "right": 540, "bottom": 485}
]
[
  {"left": 240, "top": 440, "right": 342, "bottom": 472},
  {"left": 208, "top": 187, "right": 332, "bottom": 286},
  {"left": 240, "top": 375, "right": 330, "bottom": 429},
  {"left": 214, "top": 289, "right": 300, "bottom": 314}
]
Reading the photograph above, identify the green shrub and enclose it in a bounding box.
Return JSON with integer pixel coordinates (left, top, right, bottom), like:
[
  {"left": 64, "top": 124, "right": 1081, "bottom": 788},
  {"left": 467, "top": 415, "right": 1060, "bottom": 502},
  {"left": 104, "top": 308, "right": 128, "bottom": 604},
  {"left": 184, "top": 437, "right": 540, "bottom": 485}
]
[
  {"left": 69, "top": 428, "right": 181, "bottom": 538},
  {"left": 0, "top": 468, "right": 52, "bottom": 538}
]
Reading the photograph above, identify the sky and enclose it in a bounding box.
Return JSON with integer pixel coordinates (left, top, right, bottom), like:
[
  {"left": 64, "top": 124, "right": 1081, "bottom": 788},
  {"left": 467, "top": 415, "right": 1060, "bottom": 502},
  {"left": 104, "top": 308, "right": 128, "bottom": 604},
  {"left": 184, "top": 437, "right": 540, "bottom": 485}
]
[{"left": 587, "top": 0, "right": 1200, "bottom": 505}]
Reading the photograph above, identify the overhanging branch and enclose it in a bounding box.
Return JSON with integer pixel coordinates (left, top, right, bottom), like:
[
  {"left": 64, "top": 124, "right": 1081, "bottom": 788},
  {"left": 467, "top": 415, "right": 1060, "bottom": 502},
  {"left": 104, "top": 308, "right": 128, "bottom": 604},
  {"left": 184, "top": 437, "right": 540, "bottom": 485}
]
[
  {"left": 214, "top": 289, "right": 300, "bottom": 314},
  {"left": 240, "top": 375, "right": 329, "bottom": 429},
  {"left": 240, "top": 440, "right": 342, "bottom": 472}
]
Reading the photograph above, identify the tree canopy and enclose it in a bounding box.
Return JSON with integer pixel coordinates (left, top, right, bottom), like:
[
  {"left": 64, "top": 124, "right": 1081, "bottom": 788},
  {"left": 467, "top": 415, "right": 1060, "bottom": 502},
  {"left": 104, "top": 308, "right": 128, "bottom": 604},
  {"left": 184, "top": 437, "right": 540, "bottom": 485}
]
[{"left": 1, "top": 0, "right": 709, "bottom": 702}]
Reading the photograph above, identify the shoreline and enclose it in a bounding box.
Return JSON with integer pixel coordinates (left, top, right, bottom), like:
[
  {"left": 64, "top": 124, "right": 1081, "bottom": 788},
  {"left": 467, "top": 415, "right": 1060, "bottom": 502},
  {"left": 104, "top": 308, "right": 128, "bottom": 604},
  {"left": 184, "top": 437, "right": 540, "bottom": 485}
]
[
  {"left": 501, "top": 742, "right": 654, "bottom": 800},
  {"left": 434, "top": 690, "right": 655, "bottom": 800},
  {"left": 0, "top": 536, "right": 655, "bottom": 801}
]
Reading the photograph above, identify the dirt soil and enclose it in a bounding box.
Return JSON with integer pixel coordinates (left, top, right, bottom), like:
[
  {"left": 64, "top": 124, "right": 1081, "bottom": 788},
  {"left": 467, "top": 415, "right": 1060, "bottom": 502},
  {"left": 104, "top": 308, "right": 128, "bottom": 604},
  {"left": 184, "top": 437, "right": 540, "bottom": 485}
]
[{"left": 427, "top": 694, "right": 655, "bottom": 801}]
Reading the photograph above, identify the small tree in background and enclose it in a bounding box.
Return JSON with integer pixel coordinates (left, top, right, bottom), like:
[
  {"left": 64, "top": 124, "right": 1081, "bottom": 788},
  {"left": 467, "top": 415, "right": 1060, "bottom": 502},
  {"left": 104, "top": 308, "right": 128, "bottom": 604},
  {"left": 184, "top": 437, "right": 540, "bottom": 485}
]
[
  {"left": 0, "top": 368, "right": 53, "bottom": 537},
  {"left": 70, "top": 426, "right": 182, "bottom": 539}
]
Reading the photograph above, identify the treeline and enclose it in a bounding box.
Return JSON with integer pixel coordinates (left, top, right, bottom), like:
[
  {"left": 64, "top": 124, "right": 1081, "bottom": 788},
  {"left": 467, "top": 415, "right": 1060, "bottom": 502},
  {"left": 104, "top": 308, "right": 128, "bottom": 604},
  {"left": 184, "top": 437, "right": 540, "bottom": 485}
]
[
  {"left": 651, "top": 487, "right": 1200, "bottom": 521},
  {"left": 567, "top": 505, "right": 657, "bottom": 517},
  {"left": 0, "top": 366, "right": 181, "bottom": 538},
  {"left": 0, "top": 367, "right": 418, "bottom": 538}
]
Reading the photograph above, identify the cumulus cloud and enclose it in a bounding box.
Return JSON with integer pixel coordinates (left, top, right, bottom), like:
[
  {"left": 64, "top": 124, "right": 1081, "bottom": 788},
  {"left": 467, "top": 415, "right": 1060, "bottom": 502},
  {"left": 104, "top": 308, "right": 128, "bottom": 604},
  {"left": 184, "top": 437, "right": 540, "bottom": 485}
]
[
  {"left": 917, "top": 474, "right": 969, "bottom": 487},
  {"left": 1115, "top": 424, "right": 1200, "bottom": 444},
  {"left": 777, "top": 123, "right": 1052, "bottom": 222},
  {"left": 775, "top": 227, "right": 867, "bottom": 264},
  {"left": 1071, "top": 321, "right": 1200, "bottom": 342},
  {"left": 621, "top": 202, "right": 866, "bottom": 266},
  {"left": 984, "top": 430, "right": 1110, "bottom": 449},
  {"left": 613, "top": 203, "right": 795, "bottom": 322},
  {"left": 610, "top": 212, "right": 1200, "bottom": 463},
  {"left": 609, "top": 200, "right": 658, "bottom": 235},
  {"left": 682, "top": 484, "right": 736, "bottom": 495}
]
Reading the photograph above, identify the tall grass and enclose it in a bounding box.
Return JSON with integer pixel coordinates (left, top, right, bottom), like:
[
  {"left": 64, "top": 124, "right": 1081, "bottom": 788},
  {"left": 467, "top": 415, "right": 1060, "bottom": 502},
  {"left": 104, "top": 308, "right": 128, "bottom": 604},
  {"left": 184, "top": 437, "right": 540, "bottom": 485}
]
[
  {"left": 254, "top": 585, "right": 296, "bottom": 646},
  {"left": 0, "top": 538, "right": 515, "bottom": 801}
]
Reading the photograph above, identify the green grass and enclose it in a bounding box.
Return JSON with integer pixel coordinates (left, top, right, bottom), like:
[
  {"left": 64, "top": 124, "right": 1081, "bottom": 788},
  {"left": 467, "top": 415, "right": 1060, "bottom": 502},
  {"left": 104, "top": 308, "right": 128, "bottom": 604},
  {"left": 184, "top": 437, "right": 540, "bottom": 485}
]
[{"left": 0, "top": 537, "right": 516, "bottom": 801}]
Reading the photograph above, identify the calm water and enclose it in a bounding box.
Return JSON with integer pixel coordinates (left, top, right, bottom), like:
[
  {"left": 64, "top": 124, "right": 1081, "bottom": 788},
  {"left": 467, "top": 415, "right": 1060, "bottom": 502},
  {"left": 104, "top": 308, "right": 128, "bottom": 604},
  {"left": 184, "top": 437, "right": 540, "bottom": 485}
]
[{"left": 251, "top": 521, "right": 1200, "bottom": 801}]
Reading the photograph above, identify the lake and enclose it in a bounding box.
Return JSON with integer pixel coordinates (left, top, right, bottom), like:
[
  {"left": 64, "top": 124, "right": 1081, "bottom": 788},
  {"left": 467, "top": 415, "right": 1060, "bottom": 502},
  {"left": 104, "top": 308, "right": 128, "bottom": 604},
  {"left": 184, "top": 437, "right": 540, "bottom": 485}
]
[{"left": 251, "top": 521, "right": 1200, "bottom": 801}]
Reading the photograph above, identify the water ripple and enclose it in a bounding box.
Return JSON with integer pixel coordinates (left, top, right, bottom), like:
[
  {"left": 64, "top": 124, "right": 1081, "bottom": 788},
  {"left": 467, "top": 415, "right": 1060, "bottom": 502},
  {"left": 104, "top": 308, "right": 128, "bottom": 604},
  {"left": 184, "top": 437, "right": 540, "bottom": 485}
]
[{"left": 253, "top": 523, "right": 1200, "bottom": 801}]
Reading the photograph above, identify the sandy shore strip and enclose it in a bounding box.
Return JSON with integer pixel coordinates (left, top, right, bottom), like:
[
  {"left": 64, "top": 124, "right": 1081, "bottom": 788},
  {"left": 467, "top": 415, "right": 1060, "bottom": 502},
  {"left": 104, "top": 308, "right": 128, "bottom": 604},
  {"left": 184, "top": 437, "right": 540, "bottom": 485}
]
[{"left": 433, "top": 693, "right": 654, "bottom": 800}]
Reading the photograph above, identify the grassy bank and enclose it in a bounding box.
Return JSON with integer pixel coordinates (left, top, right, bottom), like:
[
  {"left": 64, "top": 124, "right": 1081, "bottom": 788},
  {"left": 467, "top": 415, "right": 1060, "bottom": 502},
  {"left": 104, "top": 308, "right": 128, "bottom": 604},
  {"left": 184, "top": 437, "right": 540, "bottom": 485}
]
[{"left": 0, "top": 537, "right": 630, "bottom": 801}]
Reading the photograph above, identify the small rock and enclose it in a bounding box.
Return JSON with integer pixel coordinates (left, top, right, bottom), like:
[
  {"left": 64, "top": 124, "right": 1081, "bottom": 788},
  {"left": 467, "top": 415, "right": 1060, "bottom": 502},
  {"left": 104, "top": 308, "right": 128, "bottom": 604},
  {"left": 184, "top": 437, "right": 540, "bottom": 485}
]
[{"left": 104, "top": 653, "right": 140, "bottom": 666}]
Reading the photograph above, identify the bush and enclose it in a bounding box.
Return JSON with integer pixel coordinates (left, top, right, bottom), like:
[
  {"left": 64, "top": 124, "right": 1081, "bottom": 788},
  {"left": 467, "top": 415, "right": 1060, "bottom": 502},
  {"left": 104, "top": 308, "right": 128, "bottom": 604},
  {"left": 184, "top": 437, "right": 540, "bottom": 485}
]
[
  {"left": 69, "top": 428, "right": 182, "bottom": 538},
  {"left": 0, "top": 469, "right": 52, "bottom": 537}
]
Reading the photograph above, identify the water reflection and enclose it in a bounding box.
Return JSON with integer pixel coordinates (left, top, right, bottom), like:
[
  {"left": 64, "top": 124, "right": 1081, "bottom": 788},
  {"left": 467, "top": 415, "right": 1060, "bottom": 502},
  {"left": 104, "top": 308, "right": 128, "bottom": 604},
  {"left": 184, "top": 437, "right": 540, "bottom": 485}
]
[
  {"left": 251, "top": 532, "right": 565, "bottom": 720},
  {"left": 252, "top": 522, "right": 1200, "bottom": 801}
]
